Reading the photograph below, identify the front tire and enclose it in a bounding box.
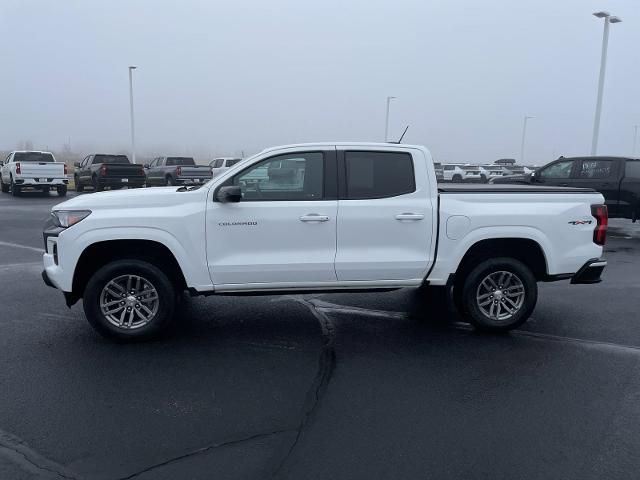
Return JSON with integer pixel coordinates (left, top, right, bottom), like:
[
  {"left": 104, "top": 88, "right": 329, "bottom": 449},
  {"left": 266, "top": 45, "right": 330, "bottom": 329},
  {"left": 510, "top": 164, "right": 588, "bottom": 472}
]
[
  {"left": 460, "top": 257, "right": 537, "bottom": 332},
  {"left": 83, "top": 259, "right": 177, "bottom": 342},
  {"left": 75, "top": 176, "right": 84, "bottom": 192}
]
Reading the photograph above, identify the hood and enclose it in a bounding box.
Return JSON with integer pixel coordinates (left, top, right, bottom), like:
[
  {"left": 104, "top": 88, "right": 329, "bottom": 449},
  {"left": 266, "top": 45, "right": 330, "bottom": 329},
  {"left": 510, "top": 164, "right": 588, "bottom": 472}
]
[{"left": 52, "top": 187, "right": 204, "bottom": 211}]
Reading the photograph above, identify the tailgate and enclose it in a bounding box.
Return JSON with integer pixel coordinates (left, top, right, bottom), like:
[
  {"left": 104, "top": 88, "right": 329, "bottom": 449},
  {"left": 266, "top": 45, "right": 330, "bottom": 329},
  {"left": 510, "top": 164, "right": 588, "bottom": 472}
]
[
  {"left": 18, "top": 162, "right": 65, "bottom": 178},
  {"left": 103, "top": 164, "right": 145, "bottom": 178},
  {"left": 178, "top": 166, "right": 213, "bottom": 178}
]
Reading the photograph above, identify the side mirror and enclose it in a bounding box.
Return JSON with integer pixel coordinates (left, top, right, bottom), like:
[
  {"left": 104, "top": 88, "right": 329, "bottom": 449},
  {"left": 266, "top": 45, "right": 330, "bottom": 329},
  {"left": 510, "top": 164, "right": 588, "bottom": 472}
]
[
  {"left": 531, "top": 171, "right": 538, "bottom": 183},
  {"left": 216, "top": 185, "right": 242, "bottom": 203},
  {"left": 74, "top": 162, "right": 80, "bottom": 167},
  {"left": 143, "top": 164, "right": 150, "bottom": 169}
]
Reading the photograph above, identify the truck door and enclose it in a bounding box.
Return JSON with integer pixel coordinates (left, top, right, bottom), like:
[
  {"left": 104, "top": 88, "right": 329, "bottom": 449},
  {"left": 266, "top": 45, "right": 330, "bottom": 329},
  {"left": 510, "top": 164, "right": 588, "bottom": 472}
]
[
  {"left": 335, "top": 148, "right": 436, "bottom": 281},
  {"left": 574, "top": 158, "right": 621, "bottom": 216},
  {"left": 206, "top": 149, "right": 338, "bottom": 286},
  {"left": 533, "top": 158, "right": 578, "bottom": 187}
]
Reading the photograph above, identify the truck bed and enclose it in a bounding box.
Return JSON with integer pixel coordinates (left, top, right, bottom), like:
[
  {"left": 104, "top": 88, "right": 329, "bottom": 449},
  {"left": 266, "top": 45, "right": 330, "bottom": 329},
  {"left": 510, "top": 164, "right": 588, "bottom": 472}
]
[{"left": 438, "top": 184, "right": 595, "bottom": 194}]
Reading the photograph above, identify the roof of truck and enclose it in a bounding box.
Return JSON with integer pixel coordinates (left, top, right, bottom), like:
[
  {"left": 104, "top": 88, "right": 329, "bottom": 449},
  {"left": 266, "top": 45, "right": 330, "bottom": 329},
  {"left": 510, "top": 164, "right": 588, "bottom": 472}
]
[{"left": 258, "top": 142, "right": 429, "bottom": 154}]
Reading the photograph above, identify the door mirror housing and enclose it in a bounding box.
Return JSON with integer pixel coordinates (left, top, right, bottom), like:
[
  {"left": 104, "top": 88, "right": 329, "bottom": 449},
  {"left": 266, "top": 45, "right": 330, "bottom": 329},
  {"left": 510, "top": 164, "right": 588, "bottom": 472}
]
[
  {"left": 216, "top": 185, "right": 242, "bottom": 203},
  {"left": 531, "top": 171, "right": 539, "bottom": 183},
  {"left": 74, "top": 162, "right": 81, "bottom": 168},
  {"left": 143, "top": 164, "right": 150, "bottom": 169}
]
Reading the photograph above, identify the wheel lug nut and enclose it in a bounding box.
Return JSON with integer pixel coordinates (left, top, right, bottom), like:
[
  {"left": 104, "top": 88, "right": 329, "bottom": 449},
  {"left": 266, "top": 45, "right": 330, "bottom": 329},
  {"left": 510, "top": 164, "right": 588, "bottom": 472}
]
[
  {"left": 120, "top": 301, "right": 125, "bottom": 305},
  {"left": 135, "top": 304, "right": 140, "bottom": 308}
]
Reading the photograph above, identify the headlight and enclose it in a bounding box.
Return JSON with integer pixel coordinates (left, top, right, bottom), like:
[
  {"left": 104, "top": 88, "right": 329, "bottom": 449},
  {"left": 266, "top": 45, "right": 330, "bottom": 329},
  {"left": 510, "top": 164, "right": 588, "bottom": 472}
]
[{"left": 51, "top": 210, "right": 91, "bottom": 228}]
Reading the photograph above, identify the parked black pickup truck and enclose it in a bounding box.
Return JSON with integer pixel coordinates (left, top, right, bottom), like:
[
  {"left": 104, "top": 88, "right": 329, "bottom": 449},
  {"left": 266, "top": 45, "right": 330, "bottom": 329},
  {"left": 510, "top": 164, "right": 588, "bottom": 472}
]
[
  {"left": 74, "top": 154, "right": 146, "bottom": 192},
  {"left": 492, "top": 156, "right": 640, "bottom": 221},
  {"left": 144, "top": 157, "right": 212, "bottom": 186}
]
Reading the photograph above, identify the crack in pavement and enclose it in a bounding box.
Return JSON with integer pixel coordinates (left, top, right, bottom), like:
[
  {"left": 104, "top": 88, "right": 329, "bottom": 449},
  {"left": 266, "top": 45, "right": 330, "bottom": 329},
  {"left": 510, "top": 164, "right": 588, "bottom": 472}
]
[
  {"left": 119, "top": 429, "right": 292, "bottom": 480},
  {"left": 269, "top": 296, "right": 337, "bottom": 479},
  {"left": 0, "top": 429, "right": 82, "bottom": 479}
]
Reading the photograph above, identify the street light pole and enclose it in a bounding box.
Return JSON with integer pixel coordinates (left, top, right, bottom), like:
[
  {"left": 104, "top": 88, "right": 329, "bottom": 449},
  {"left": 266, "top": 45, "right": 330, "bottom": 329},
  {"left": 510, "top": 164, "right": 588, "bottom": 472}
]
[
  {"left": 591, "top": 12, "right": 622, "bottom": 156},
  {"left": 633, "top": 125, "right": 639, "bottom": 157},
  {"left": 384, "top": 96, "right": 396, "bottom": 142},
  {"left": 128, "top": 66, "right": 137, "bottom": 164},
  {"left": 520, "top": 115, "right": 534, "bottom": 164}
]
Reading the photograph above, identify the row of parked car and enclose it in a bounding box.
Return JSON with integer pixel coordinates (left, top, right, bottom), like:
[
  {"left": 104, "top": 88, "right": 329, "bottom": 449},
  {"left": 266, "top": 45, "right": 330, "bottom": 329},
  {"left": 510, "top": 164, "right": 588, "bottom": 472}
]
[
  {"left": 434, "top": 162, "right": 537, "bottom": 183},
  {"left": 0, "top": 151, "right": 241, "bottom": 195}
]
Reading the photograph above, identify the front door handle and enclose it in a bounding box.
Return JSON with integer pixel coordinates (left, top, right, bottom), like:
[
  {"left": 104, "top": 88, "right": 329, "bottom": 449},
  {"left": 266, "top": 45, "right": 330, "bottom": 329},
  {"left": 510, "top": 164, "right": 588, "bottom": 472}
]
[
  {"left": 395, "top": 213, "right": 425, "bottom": 221},
  {"left": 559, "top": 183, "right": 569, "bottom": 187},
  {"left": 300, "top": 214, "right": 329, "bottom": 222}
]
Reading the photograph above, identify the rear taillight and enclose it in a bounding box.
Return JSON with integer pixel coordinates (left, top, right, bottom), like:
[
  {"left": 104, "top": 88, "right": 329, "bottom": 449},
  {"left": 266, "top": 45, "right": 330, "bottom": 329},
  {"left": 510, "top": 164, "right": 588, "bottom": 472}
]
[
  {"left": 176, "top": 166, "right": 182, "bottom": 176},
  {"left": 64, "top": 163, "right": 68, "bottom": 175},
  {"left": 15, "top": 162, "right": 21, "bottom": 174},
  {"left": 100, "top": 165, "right": 107, "bottom": 176},
  {"left": 591, "top": 204, "right": 608, "bottom": 246}
]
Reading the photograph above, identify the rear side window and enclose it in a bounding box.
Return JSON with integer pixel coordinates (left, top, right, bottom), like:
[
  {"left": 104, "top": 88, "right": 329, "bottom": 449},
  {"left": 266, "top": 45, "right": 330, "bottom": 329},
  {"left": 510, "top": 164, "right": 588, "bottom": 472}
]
[
  {"left": 14, "top": 152, "right": 54, "bottom": 163},
  {"left": 579, "top": 160, "right": 613, "bottom": 179},
  {"left": 213, "top": 159, "right": 224, "bottom": 168},
  {"left": 226, "top": 159, "right": 241, "bottom": 167},
  {"left": 344, "top": 151, "right": 415, "bottom": 199},
  {"left": 625, "top": 161, "right": 640, "bottom": 179}
]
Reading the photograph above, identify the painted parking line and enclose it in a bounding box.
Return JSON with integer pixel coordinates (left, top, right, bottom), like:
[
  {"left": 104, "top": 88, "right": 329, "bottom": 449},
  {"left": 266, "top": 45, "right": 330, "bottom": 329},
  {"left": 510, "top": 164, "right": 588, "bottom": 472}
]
[{"left": 0, "top": 241, "right": 44, "bottom": 253}]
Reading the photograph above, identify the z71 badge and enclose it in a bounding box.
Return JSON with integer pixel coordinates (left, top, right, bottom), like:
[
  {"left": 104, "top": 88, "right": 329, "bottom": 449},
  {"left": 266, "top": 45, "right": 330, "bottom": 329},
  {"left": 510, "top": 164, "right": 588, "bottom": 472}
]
[{"left": 568, "top": 220, "right": 593, "bottom": 225}]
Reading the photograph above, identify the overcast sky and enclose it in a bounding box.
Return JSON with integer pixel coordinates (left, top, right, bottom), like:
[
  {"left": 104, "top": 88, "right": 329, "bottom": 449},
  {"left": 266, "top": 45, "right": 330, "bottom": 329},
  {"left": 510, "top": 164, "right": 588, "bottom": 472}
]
[{"left": 1, "top": 0, "right": 638, "bottom": 163}]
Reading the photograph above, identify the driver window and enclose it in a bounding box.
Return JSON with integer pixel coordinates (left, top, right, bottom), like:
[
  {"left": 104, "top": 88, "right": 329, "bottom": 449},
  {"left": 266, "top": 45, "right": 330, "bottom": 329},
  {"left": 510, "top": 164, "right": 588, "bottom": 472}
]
[
  {"left": 539, "top": 160, "right": 574, "bottom": 179},
  {"left": 233, "top": 152, "right": 324, "bottom": 201}
]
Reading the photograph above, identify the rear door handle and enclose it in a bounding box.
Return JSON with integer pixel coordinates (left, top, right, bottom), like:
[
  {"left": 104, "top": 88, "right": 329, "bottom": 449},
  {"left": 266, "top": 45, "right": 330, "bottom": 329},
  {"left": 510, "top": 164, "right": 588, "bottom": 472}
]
[
  {"left": 395, "top": 213, "right": 425, "bottom": 221},
  {"left": 300, "top": 214, "right": 329, "bottom": 222}
]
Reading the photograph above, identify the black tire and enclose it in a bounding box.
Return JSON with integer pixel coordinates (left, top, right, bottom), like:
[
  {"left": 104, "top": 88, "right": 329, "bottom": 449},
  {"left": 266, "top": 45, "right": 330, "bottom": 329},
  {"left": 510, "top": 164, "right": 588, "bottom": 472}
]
[
  {"left": 452, "top": 174, "right": 463, "bottom": 183},
  {"left": 460, "top": 257, "right": 537, "bottom": 332},
  {"left": 92, "top": 175, "right": 104, "bottom": 192},
  {"left": 480, "top": 174, "right": 487, "bottom": 183},
  {"left": 75, "top": 176, "right": 84, "bottom": 192},
  {"left": 1, "top": 180, "right": 9, "bottom": 193},
  {"left": 10, "top": 177, "right": 20, "bottom": 196},
  {"left": 83, "top": 259, "right": 177, "bottom": 342},
  {"left": 57, "top": 185, "right": 67, "bottom": 197},
  {"left": 165, "top": 176, "right": 176, "bottom": 186}
]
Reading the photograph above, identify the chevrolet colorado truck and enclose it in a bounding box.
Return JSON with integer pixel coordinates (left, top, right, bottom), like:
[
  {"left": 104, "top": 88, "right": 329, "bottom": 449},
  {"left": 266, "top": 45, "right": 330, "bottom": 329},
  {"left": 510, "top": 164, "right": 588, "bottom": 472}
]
[
  {"left": 1, "top": 151, "right": 68, "bottom": 196},
  {"left": 42, "top": 143, "right": 608, "bottom": 341}
]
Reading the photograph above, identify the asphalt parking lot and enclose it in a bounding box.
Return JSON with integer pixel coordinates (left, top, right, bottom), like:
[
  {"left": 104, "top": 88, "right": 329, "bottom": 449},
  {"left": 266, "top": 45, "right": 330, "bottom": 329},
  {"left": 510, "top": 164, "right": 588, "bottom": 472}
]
[{"left": 1, "top": 190, "right": 640, "bottom": 480}]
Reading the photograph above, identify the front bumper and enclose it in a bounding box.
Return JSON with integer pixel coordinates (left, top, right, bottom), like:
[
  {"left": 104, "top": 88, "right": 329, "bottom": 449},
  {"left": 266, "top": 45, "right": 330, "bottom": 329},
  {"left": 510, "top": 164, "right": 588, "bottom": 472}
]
[{"left": 571, "top": 258, "right": 607, "bottom": 284}]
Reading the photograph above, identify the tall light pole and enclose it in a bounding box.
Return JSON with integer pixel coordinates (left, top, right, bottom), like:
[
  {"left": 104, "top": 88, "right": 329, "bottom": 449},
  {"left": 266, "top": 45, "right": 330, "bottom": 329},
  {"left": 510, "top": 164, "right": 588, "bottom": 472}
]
[
  {"left": 384, "top": 96, "right": 396, "bottom": 142},
  {"left": 633, "top": 125, "right": 639, "bottom": 157},
  {"left": 591, "top": 12, "right": 622, "bottom": 156},
  {"left": 520, "top": 115, "right": 534, "bottom": 164},
  {"left": 128, "top": 66, "right": 137, "bottom": 164}
]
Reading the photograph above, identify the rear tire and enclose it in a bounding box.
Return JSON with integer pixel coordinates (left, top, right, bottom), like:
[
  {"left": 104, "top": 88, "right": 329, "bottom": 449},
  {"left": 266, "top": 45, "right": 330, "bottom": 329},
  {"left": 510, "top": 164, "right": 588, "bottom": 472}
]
[
  {"left": 10, "top": 177, "right": 20, "bottom": 196},
  {"left": 165, "top": 176, "right": 176, "bottom": 186},
  {"left": 57, "top": 185, "right": 67, "bottom": 197},
  {"left": 83, "top": 259, "right": 177, "bottom": 342},
  {"left": 460, "top": 257, "right": 537, "bottom": 332},
  {"left": 1, "top": 180, "right": 9, "bottom": 193},
  {"left": 452, "top": 174, "right": 463, "bottom": 183},
  {"left": 92, "top": 175, "right": 104, "bottom": 192}
]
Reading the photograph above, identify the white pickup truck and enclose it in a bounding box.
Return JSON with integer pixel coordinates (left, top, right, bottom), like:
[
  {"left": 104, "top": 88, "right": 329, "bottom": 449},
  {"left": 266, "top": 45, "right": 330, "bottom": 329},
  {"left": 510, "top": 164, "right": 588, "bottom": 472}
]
[
  {"left": 42, "top": 143, "right": 608, "bottom": 341},
  {"left": 1, "top": 151, "right": 68, "bottom": 196}
]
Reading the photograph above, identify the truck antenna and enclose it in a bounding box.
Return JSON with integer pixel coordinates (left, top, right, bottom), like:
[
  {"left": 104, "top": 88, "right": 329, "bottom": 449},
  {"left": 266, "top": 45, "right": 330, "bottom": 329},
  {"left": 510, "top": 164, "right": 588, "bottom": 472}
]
[{"left": 389, "top": 125, "right": 409, "bottom": 144}]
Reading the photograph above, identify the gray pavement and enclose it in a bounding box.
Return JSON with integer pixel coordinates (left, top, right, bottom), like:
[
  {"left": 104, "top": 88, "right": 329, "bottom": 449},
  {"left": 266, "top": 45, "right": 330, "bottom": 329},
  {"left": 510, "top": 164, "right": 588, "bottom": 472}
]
[{"left": 1, "top": 190, "right": 639, "bottom": 479}]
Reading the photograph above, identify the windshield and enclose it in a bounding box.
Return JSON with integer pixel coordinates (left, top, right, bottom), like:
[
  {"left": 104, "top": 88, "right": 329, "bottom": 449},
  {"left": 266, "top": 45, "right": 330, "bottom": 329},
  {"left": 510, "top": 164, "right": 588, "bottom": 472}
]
[
  {"left": 166, "top": 157, "right": 196, "bottom": 166},
  {"left": 14, "top": 152, "right": 55, "bottom": 163},
  {"left": 94, "top": 155, "right": 130, "bottom": 164}
]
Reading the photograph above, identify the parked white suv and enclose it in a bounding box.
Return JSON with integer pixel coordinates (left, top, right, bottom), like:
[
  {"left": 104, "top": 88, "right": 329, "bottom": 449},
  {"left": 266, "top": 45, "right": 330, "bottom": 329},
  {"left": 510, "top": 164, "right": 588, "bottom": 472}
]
[
  {"left": 42, "top": 142, "right": 607, "bottom": 341},
  {"left": 479, "top": 165, "right": 507, "bottom": 182},
  {"left": 1, "top": 151, "right": 68, "bottom": 196},
  {"left": 442, "top": 164, "right": 482, "bottom": 182},
  {"left": 209, "top": 157, "right": 243, "bottom": 177}
]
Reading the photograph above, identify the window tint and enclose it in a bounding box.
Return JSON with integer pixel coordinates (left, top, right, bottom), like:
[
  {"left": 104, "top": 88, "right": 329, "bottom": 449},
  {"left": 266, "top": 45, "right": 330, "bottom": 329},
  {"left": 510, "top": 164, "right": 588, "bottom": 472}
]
[
  {"left": 539, "top": 160, "right": 574, "bottom": 179},
  {"left": 166, "top": 157, "right": 195, "bottom": 166},
  {"left": 625, "top": 161, "right": 640, "bottom": 179},
  {"left": 579, "top": 160, "right": 613, "bottom": 179},
  {"left": 213, "top": 159, "right": 223, "bottom": 168},
  {"left": 233, "top": 152, "right": 324, "bottom": 201},
  {"left": 14, "top": 152, "right": 54, "bottom": 163},
  {"left": 345, "top": 151, "right": 415, "bottom": 199},
  {"left": 226, "top": 159, "right": 241, "bottom": 167},
  {"left": 94, "top": 155, "right": 130, "bottom": 164},
  {"left": 444, "top": 165, "right": 454, "bottom": 171}
]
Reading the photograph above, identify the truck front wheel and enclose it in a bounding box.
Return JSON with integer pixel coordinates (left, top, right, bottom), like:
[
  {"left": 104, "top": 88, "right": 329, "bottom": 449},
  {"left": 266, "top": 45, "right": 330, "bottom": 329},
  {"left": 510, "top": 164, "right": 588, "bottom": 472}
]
[
  {"left": 83, "top": 259, "right": 177, "bottom": 341},
  {"left": 460, "top": 257, "right": 537, "bottom": 332}
]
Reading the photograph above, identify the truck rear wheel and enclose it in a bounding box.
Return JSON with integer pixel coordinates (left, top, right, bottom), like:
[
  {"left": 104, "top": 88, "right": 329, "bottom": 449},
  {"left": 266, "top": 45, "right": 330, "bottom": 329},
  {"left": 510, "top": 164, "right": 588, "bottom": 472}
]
[
  {"left": 460, "top": 257, "right": 537, "bottom": 332},
  {"left": 92, "top": 175, "right": 104, "bottom": 192},
  {"left": 57, "top": 185, "right": 67, "bottom": 197},
  {"left": 452, "top": 174, "right": 463, "bottom": 183},
  {"left": 1, "top": 180, "right": 9, "bottom": 193},
  {"left": 10, "top": 177, "right": 20, "bottom": 196},
  {"left": 83, "top": 259, "right": 177, "bottom": 342}
]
